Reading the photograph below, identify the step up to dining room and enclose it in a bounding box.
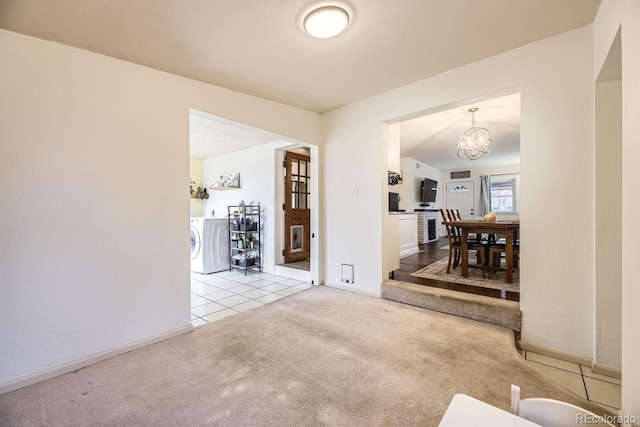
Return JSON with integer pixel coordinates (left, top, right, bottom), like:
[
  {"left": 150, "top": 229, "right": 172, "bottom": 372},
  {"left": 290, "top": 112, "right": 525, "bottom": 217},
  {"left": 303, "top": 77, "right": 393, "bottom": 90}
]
[
  {"left": 384, "top": 208, "right": 522, "bottom": 332},
  {"left": 381, "top": 279, "right": 522, "bottom": 331}
]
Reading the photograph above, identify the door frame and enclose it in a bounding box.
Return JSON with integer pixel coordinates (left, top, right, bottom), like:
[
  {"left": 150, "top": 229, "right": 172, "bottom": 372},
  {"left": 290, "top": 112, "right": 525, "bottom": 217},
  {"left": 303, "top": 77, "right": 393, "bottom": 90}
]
[
  {"left": 273, "top": 142, "right": 319, "bottom": 284},
  {"left": 283, "top": 151, "right": 311, "bottom": 263}
]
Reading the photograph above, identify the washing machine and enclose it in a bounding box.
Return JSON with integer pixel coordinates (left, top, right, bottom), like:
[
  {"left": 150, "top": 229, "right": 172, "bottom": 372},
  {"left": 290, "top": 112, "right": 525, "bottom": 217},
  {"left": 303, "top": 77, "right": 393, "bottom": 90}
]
[{"left": 190, "top": 217, "right": 230, "bottom": 274}]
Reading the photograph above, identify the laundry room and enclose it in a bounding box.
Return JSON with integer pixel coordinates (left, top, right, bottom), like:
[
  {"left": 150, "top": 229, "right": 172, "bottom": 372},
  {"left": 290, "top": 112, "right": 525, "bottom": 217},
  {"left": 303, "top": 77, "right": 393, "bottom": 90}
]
[
  {"left": 189, "top": 109, "right": 280, "bottom": 277},
  {"left": 189, "top": 156, "right": 229, "bottom": 275},
  {"left": 188, "top": 107, "right": 320, "bottom": 288}
]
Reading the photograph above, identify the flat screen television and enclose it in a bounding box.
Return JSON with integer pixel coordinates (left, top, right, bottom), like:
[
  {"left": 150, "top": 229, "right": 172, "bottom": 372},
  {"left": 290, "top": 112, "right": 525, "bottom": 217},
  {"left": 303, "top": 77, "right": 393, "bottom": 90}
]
[{"left": 420, "top": 178, "right": 438, "bottom": 203}]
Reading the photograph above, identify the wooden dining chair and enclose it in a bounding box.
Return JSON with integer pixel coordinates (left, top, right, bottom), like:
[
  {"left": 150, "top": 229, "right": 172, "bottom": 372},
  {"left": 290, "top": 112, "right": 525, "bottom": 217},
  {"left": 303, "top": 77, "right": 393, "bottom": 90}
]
[
  {"left": 440, "top": 209, "right": 461, "bottom": 273},
  {"left": 450, "top": 207, "right": 485, "bottom": 243},
  {"left": 451, "top": 209, "right": 490, "bottom": 268},
  {"left": 440, "top": 209, "right": 488, "bottom": 275},
  {"left": 487, "top": 236, "right": 520, "bottom": 279},
  {"left": 445, "top": 209, "right": 461, "bottom": 222}
]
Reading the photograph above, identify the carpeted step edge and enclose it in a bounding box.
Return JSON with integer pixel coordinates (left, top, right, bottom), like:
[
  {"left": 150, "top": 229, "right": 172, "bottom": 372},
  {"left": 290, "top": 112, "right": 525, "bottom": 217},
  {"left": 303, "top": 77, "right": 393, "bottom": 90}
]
[{"left": 381, "top": 279, "right": 522, "bottom": 331}]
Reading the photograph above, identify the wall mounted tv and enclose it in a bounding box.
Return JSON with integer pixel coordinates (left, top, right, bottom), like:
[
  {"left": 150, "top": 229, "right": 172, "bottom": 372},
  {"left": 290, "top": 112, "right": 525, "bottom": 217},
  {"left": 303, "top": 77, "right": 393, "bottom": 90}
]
[{"left": 420, "top": 178, "right": 438, "bottom": 203}]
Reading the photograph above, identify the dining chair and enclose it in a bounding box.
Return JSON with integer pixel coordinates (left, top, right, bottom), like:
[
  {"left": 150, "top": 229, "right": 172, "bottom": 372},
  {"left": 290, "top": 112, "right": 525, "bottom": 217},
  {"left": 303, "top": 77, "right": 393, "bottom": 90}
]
[
  {"left": 440, "top": 209, "right": 461, "bottom": 273},
  {"left": 440, "top": 209, "right": 488, "bottom": 274},
  {"left": 449, "top": 207, "right": 485, "bottom": 244},
  {"left": 445, "top": 208, "right": 463, "bottom": 222},
  {"left": 487, "top": 236, "right": 520, "bottom": 279},
  {"left": 451, "top": 208, "right": 490, "bottom": 268},
  {"left": 510, "top": 384, "right": 614, "bottom": 426},
  {"left": 444, "top": 209, "right": 455, "bottom": 222}
]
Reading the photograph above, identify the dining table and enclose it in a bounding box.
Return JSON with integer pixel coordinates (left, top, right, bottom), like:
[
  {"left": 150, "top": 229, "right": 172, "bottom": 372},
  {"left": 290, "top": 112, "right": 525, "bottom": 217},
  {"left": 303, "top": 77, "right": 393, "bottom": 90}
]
[{"left": 455, "top": 219, "right": 520, "bottom": 284}]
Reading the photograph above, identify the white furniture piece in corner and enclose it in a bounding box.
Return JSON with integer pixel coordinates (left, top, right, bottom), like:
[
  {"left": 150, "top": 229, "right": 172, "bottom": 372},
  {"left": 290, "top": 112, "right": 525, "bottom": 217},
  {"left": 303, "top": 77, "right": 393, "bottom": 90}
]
[
  {"left": 439, "top": 393, "right": 542, "bottom": 426},
  {"left": 398, "top": 213, "right": 419, "bottom": 258},
  {"left": 511, "top": 384, "right": 615, "bottom": 427}
]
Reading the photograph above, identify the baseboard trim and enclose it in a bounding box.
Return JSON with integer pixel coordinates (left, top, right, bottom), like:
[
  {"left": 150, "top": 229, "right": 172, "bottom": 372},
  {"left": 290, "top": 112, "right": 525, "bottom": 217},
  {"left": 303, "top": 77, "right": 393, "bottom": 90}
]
[
  {"left": 274, "top": 265, "right": 311, "bottom": 282},
  {"left": 399, "top": 247, "right": 420, "bottom": 258},
  {"left": 0, "top": 324, "right": 193, "bottom": 395},
  {"left": 592, "top": 362, "right": 622, "bottom": 380},
  {"left": 516, "top": 340, "right": 592, "bottom": 366},
  {"left": 324, "top": 281, "right": 381, "bottom": 298}
]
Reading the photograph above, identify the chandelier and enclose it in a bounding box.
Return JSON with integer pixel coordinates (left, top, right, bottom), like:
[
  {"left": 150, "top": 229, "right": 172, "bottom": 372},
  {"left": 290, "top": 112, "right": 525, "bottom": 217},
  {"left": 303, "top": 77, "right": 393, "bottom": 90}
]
[{"left": 457, "top": 107, "right": 492, "bottom": 160}]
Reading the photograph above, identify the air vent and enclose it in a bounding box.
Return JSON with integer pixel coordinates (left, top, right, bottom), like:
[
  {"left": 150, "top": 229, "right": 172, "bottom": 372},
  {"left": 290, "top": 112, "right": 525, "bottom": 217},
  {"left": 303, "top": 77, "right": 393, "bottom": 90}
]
[
  {"left": 451, "top": 171, "right": 471, "bottom": 179},
  {"left": 341, "top": 264, "right": 354, "bottom": 284}
]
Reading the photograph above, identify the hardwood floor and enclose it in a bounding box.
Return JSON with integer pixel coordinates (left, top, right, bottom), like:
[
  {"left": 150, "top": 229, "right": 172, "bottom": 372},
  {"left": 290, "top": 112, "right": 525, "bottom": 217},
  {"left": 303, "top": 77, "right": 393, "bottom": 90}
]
[{"left": 394, "top": 238, "right": 519, "bottom": 302}]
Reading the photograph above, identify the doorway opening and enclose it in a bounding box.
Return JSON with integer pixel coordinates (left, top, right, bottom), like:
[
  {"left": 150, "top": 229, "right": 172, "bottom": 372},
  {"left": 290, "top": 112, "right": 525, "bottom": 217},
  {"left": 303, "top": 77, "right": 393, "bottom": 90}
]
[
  {"left": 274, "top": 146, "right": 314, "bottom": 282},
  {"left": 386, "top": 91, "right": 521, "bottom": 301},
  {"left": 190, "top": 109, "right": 320, "bottom": 284}
]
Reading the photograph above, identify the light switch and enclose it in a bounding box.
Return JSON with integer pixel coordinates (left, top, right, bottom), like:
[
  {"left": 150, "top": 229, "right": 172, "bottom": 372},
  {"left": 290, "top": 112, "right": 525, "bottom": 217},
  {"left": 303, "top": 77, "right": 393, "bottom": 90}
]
[{"left": 352, "top": 186, "right": 359, "bottom": 196}]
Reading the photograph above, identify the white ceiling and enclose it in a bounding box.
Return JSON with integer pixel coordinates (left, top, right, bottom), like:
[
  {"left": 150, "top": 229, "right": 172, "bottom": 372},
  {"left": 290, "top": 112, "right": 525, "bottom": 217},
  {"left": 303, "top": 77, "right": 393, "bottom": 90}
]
[
  {"left": 400, "top": 93, "right": 521, "bottom": 170},
  {"left": 0, "top": 0, "right": 599, "bottom": 163},
  {"left": 189, "top": 110, "right": 284, "bottom": 160}
]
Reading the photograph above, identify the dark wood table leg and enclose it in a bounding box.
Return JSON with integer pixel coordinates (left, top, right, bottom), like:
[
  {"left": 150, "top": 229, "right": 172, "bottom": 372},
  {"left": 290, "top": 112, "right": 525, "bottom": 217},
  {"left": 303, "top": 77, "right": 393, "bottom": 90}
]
[
  {"left": 505, "top": 230, "right": 514, "bottom": 283},
  {"left": 461, "top": 228, "right": 469, "bottom": 277}
]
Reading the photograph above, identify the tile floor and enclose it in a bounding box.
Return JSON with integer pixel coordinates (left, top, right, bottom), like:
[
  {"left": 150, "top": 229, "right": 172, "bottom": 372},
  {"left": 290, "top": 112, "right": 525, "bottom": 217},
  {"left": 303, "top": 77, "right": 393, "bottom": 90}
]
[
  {"left": 190, "top": 269, "right": 312, "bottom": 327},
  {"left": 519, "top": 349, "right": 622, "bottom": 413}
]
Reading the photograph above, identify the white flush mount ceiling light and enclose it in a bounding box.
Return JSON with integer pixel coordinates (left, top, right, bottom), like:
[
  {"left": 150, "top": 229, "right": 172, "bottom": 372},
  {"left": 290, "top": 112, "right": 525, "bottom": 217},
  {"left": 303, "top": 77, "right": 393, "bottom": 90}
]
[
  {"left": 303, "top": 4, "right": 350, "bottom": 38},
  {"left": 456, "top": 107, "right": 492, "bottom": 160}
]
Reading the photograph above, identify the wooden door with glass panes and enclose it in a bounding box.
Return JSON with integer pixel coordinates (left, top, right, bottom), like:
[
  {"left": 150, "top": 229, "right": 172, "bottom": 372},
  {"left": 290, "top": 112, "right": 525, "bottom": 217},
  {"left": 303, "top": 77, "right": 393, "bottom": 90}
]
[{"left": 284, "top": 151, "right": 310, "bottom": 262}]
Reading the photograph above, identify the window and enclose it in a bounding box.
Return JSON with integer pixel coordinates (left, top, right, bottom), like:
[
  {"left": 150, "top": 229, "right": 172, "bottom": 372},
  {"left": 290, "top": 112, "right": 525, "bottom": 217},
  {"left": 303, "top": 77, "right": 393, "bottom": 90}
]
[{"left": 490, "top": 174, "right": 518, "bottom": 212}]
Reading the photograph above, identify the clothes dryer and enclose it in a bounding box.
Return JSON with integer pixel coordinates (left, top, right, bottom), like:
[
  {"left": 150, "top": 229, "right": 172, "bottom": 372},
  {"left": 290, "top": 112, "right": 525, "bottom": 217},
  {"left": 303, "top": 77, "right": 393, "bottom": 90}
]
[{"left": 190, "top": 217, "right": 230, "bottom": 274}]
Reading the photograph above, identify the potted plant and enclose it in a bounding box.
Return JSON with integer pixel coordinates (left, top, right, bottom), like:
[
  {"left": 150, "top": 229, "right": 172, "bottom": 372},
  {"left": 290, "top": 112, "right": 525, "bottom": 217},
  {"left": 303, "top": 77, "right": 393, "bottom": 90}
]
[
  {"left": 195, "top": 183, "right": 209, "bottom": 199},
  {"left": 243, "top": 234, "right": 254, "bottom": 249}
]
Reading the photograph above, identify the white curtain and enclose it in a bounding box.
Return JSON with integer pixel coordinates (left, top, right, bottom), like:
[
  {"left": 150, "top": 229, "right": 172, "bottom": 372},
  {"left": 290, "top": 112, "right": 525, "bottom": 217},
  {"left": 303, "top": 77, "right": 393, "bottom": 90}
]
[{"left": 479, "top": 175, "right": 491, "bottom": 215}]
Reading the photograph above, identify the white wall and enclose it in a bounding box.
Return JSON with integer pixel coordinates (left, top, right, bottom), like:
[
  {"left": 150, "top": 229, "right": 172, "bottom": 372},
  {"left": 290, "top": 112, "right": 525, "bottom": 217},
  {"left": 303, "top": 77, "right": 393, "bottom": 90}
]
[
  {"left": 322, "top": 114, "right": 388, "bottom": 295},
  {"left": 395, "top": 157, "right": 444, "bottom": 212},
  {"left": 0, "top": 29, "right": 321, "bottom": 388},
  {"left": 324, "top": 27, "right": 595, "bottom": 359},
  {"left": 595, "top": 80, "right": 621, "bottom": 371},
  {"left": 202, "top": 144, "right": 278, "bottom": 274},
  {"left": 190, "top": 158, "right": 204, "bottom": 217},
  {"left": 594, "top": 0, "right": 640, "bottom": 415}
]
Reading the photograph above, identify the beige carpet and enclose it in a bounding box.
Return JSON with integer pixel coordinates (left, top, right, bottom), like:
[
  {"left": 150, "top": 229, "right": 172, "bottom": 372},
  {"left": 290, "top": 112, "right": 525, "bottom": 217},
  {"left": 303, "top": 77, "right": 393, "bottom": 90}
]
[
  {"left": 411, "top": 256, "right": 520, "bottom": 293},
  {"left": 0, "top": 286, "right": 606, "bottom": 426}
]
